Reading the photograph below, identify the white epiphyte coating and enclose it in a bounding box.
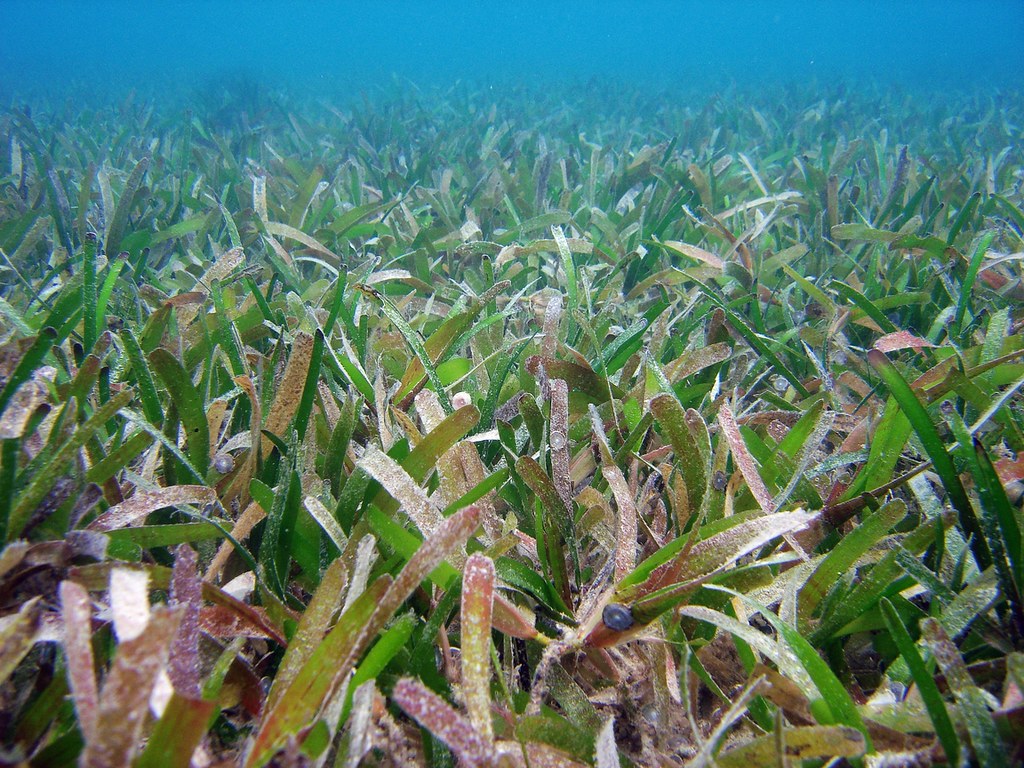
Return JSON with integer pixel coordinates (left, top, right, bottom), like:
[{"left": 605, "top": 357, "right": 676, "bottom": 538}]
[
  {"left": 392, "top": 677, "right": 494, "bottom": 764},
  {"left": 358, "top": 444, "right": 444, "bottom": 536},
  {"left": 595, "top": 716, "right": 620, "bottom": 768},
  {"left": 59, "top": 581, "right": 99, "bottom": 741},
  {"left": 342, "top": 534, "right": 378, "bottom": 614},
  {"left": 110, "top": 567, "right": 151, "bottom": 642},
  {"left": 461, "top": 553, "right": 496, "bottom": 744}
]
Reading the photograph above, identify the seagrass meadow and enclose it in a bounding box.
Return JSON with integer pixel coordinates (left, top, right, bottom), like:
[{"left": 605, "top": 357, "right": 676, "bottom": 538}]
[{"left": 0, "top": 80, "right": 1023, "bottom": 767}]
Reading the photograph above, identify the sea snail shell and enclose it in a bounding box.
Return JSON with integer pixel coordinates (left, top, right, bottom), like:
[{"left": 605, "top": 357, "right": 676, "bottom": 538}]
[
  {"left": 212, "top": 453, "right": 235, "bottom": 474},
  {"left": 602, "top": 602, "right": 635, "bottom": 631}
]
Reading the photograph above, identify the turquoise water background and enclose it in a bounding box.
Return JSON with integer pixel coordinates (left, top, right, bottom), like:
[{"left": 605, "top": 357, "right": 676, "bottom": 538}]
[{"left": 2, "top": 1, "right": 1022, "bottom": 97}]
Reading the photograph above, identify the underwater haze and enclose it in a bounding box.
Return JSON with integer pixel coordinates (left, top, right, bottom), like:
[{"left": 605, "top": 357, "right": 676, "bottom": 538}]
[{"left": 2, "top": 0, "right": 1023, "bottom": 96}]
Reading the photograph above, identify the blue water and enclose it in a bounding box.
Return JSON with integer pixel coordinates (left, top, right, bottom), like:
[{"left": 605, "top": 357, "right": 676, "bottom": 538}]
[{"left": 2, "top": 1, "right": 1022, "bottom": 98}]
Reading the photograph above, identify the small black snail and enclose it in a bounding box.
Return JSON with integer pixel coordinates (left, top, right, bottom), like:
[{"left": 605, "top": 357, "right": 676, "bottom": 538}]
[{"left": 602, "top": 602, "right": 635, "bottom": 631}]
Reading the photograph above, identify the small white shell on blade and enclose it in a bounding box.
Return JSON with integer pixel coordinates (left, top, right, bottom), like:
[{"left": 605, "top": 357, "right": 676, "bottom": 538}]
[
  {"left": 222, "top": 571, "right": 255, "bottom": 603},
  {"left": 452, "top": 391, "right": 472, "bottom": 409},
  {"left": 110, "top": 567, "right": 150, "bottom": 642}
]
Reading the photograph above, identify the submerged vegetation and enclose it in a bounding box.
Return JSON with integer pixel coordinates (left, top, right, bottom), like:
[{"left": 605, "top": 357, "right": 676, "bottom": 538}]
[{"left": 0, "top": 80, "right": 1023, "bottom": 766}]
